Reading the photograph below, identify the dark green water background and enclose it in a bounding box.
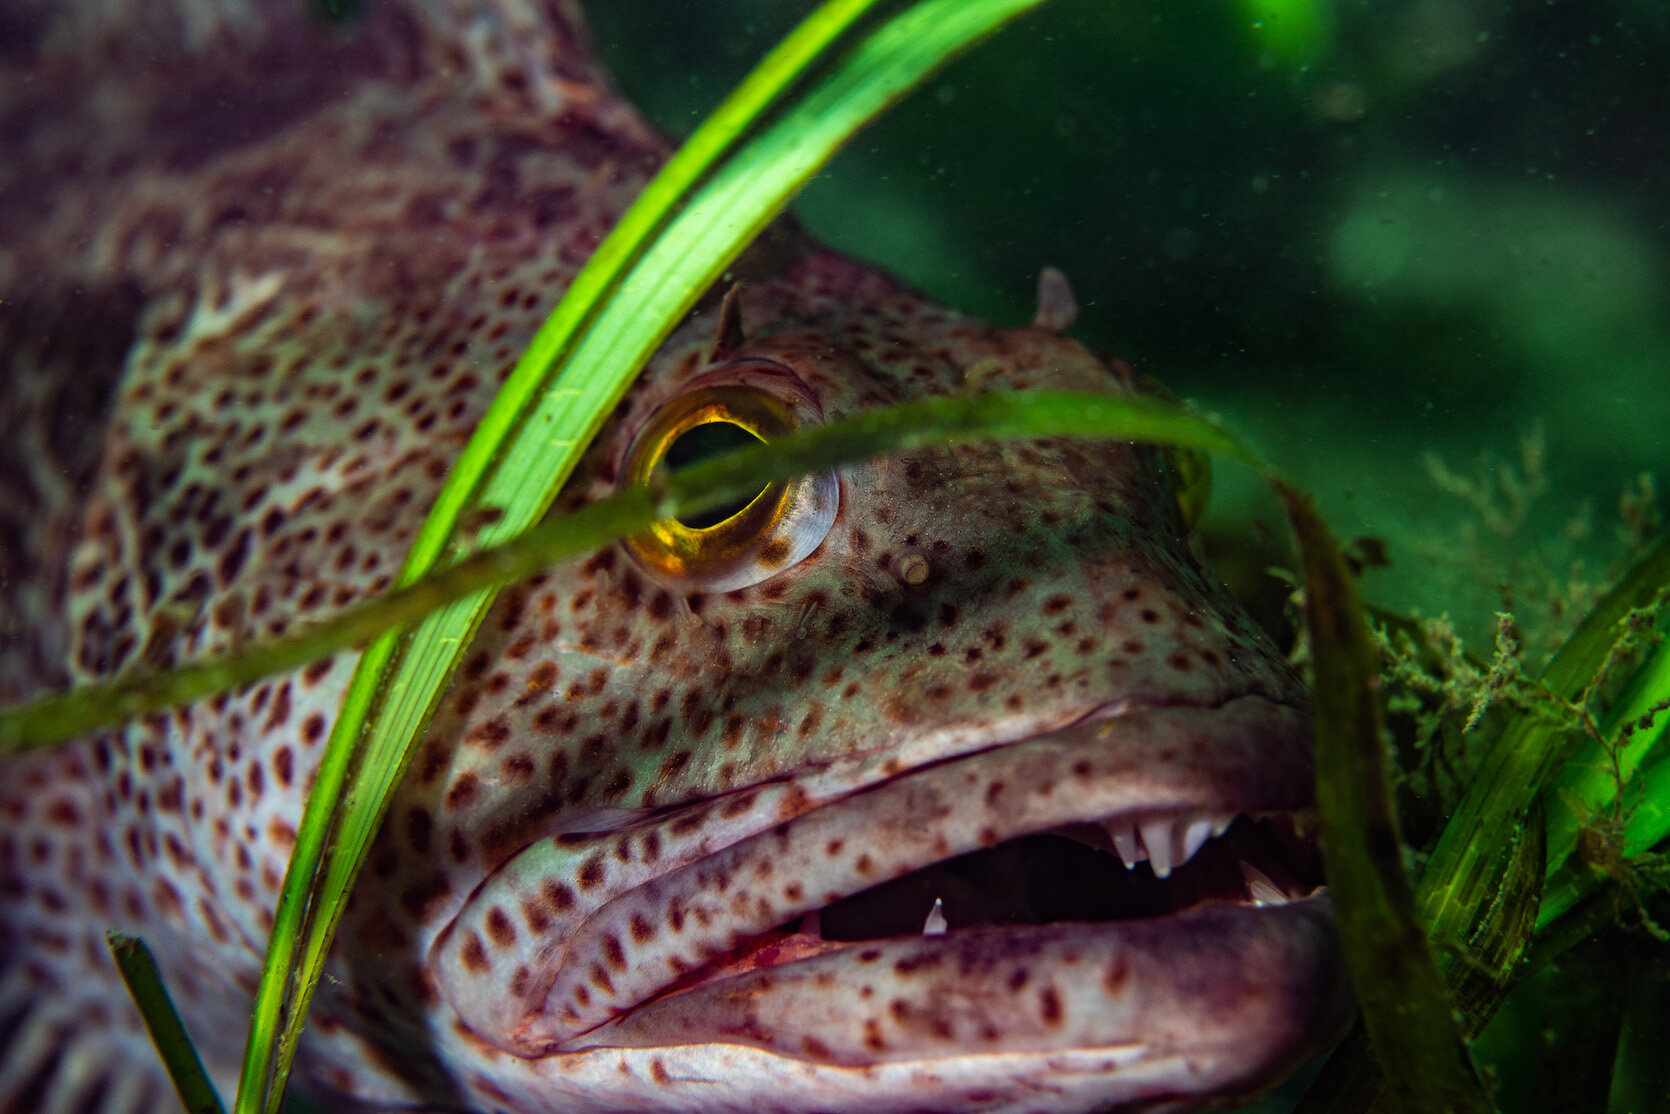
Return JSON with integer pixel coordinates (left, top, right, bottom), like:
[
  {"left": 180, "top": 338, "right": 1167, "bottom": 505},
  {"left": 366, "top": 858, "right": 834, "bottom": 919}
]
[{"left": 588, "top": 0, "right": 1669, "bottom": 655}]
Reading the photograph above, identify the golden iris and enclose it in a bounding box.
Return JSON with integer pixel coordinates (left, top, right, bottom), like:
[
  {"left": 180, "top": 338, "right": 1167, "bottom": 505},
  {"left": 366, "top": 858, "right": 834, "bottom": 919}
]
[{"left": 622, "top": 384, "right": 835, "bottom": 590}]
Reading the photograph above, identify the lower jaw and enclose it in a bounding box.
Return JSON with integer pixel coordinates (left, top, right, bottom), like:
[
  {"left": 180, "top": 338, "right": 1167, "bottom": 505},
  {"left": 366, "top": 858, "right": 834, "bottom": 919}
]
[{"left": 569, "top": 892, "right": 1351, "bottom": 1094}]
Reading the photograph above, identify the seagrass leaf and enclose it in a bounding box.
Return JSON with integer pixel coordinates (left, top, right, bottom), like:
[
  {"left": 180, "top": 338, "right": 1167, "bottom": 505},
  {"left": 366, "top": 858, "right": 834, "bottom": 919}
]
[{"left": 1280, "top": 481, "right": 1492, "bottom": 1114}]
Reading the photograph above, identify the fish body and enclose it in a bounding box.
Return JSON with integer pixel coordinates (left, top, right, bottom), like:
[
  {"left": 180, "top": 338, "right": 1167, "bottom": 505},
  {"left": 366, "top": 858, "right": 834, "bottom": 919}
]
[{"left": 0, "top": 2, "right": 1350, "bottom": 1112}]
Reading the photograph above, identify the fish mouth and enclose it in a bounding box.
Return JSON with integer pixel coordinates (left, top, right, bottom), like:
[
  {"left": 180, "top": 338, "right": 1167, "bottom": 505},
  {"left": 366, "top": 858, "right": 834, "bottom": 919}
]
[
  {"left": 641, "top": 809, "right": 1324, "bottom": 1002},
  {"left": 436, "top": 695, "right": 1351, "bottom": 1099}
]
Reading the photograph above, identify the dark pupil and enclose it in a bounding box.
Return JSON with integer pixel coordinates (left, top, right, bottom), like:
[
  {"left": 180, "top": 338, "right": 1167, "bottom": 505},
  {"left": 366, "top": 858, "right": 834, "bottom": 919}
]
[{"left": 665, "top": 420, "right": 767, "bottom": 529}]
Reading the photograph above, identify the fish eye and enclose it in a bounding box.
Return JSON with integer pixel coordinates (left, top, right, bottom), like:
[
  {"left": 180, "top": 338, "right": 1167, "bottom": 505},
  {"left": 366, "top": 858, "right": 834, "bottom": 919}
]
[
  {"left": 620, "top": 375, "right": 838, "bottom": 591},
  {"left": 661, "top": 420, "right": 767, "bottom": 528}
]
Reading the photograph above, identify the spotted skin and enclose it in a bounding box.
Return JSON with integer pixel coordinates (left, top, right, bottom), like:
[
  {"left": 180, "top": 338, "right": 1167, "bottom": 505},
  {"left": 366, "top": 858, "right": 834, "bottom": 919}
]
[{"left": 0, "top": 2, "right": 1349, "bottom": 1113}]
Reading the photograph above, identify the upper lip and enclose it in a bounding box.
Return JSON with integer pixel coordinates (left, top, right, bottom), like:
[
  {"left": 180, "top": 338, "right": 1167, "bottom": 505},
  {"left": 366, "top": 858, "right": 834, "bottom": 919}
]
[{"left": 433, "top": 691, "right": 1317, "bottom": 1057}]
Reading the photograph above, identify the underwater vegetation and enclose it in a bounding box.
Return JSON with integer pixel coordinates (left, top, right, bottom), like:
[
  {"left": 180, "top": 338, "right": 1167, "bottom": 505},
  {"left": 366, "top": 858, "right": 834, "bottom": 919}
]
[{"left": 2, "top": 0, "right": 1666, "bottom": 1112}]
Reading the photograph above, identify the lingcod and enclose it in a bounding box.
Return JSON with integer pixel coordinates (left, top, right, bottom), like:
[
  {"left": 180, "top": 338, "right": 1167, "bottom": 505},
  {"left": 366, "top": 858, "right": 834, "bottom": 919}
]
[{"left": 0, "top": 1, "right": 1352, "bottom": 1111}]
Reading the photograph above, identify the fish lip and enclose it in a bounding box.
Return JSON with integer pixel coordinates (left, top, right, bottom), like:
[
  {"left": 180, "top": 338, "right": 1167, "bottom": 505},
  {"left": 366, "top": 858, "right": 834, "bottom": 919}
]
[
  {"left": 475, "top": 692, "right": 1324, "bottom": 1055},
  {"left": 572, "top": 893, "right": 1353, "bottom": 1101}
]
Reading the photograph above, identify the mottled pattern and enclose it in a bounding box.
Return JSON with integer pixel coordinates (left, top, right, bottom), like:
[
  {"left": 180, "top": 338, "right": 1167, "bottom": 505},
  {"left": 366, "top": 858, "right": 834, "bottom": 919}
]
[{"left": 0, "top": 3, "right": 1348, "bottom": 1113}]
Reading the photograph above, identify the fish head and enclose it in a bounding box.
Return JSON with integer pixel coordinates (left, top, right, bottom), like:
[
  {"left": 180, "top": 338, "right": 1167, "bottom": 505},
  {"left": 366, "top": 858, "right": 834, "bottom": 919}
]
[
  {"left": 0, "top": 0, "right": 1350, "bottom": 1108},
  {"left": 353, "top": 254, "right": 1351, "bottom": 1113}
]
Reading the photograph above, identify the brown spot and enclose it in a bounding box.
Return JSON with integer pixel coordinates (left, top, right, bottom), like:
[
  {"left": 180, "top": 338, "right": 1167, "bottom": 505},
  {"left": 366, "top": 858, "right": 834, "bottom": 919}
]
[
  {"left": 463, "top": 650, "right": 493, "bottom": 680},
  {"left": 600, "top": 766, "right": 633, "bottom": 801},
  {"left": 630, "top": 914, "right": 656, "bottom": 944},
  {"left": 758, "top": 536, "right": 792, "bottom": 569},
  {"left": 151, "top": 878, "right": 184, "bottom": 920},
  {"left": 895, "top": 952, "right": 942, "bottom": 975},
  {"left": 469, "top": 715, "right": 512, "bottom": 749},
  {"left": 522, "top": 896, "right": 553, "bottom": 933},
  {"left": 445, "top": 773, "right": 481, "bottom": 810},
  {"left": 267, "top": 817, "right": 297, "bottom": 850},
  {"left": 577, "top": 855, "right": 606, "bottom": 890},
  {"left": 602, "top": 934, "right": 626, "bottom": 969},
  {"left": 460, "top": 931, "right": 489, "bottom": 975},
  {"left": 486, "top": 906, "right": 517, "bottom": 948},
  {"left": 1039, "top": 985, "right": 1064, "bottom": 1026},
  {"left": 300, "top": 714, "right": 326, "bottom": 746},
  {"left": 1102, "top": 956, "right": 1130, "bottom": 994}
]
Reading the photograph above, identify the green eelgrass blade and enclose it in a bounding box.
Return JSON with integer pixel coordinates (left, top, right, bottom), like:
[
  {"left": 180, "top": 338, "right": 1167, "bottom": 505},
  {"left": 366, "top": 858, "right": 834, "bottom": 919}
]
[
  {"left": 0, "top": 389, "right": 1255, "bottom": 750},
  {"left": 1279, "top": 482, "right": 1493, "bottom": 1114},
  {"left": 108, "top": 933, "right": 227, "bottom": 1114},
  {"left": 235, "top": 4, "right": 1052, "bottom": 1111},
  {"left": 1417, "top": 532, "right": 1670, "bottom": 952},
  {"left": 1538, "top": 587, "right": 1670, "bottom": 929},
  {"left": 1445, "top": 794, "right": 1545, "bottom": 1035}
]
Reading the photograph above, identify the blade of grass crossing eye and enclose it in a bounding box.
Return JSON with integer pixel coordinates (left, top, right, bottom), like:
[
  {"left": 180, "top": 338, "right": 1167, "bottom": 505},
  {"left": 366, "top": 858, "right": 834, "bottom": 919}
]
[
  {"left": 446, "top": 0, "right": 1062, "bottom": 542},
  {"left": 1278, "top": 482, "right": 1491, "bottom": 1114},
  {"left": 234, "top": 4, "right": 1062, "bottom": 1110},
  {"left": 0, "top": 390, "right": 1251, "bottom": 748},
  {"left": 108, "top": 933, "right": 227, "bottom": 1114}
]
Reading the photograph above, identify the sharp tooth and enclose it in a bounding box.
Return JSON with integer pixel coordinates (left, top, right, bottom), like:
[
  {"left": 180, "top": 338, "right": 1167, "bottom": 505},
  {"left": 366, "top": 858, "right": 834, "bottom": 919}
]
[
  {"left": 1210, "top": 813, "right": 1236, "bottom": 838},
  {"left": 922, "top": 897, "right": 948, "bottom": 936},
  {"left": 1178, "top": 817, "right": 1215, "bottom": 866},
  {"left": 1140, "top": 818, "right": 1174, "bottom": 878},
  {"left": 1239, "top": 861, "right": 1289, "bottom": 907},
  {"left": 1108, "top": 821, "right": 1145, "bottom": 868}
]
